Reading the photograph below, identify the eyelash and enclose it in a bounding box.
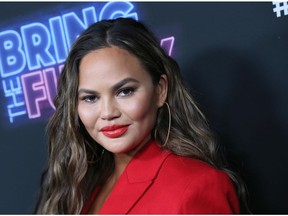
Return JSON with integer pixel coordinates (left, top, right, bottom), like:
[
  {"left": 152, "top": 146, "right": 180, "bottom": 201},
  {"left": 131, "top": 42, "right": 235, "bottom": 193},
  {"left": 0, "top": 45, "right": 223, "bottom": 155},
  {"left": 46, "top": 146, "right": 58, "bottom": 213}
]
[
  {"left": 81, "top": 95, "right": 98, "bottom": 103},
  {"left": 80, "top": 87, "right": 136, "bottom": 103},
  {"left": 117, "top": 87, "right": 136, "bottom": 97}
]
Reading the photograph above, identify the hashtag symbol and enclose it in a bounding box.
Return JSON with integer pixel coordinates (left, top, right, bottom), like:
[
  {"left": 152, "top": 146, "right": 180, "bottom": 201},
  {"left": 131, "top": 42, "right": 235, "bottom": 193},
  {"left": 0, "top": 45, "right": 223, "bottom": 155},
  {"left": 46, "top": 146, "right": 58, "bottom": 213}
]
[{"left": 273, "top": 1, "right": 288, "bottom": 17}]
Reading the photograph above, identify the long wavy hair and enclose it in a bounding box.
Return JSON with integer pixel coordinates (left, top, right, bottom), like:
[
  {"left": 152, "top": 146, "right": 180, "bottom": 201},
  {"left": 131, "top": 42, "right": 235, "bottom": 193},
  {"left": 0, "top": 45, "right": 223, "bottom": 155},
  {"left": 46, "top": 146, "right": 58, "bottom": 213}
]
[{"left": 36, "top": 18, "right": 249, "bottom": 214}]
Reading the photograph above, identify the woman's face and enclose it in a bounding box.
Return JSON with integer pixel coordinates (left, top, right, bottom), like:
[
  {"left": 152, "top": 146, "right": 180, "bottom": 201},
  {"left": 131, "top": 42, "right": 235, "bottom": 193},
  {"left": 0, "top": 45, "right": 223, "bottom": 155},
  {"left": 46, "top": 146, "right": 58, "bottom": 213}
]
[{"left": 78, "top": 46, "right": 167, "bottom": 156}]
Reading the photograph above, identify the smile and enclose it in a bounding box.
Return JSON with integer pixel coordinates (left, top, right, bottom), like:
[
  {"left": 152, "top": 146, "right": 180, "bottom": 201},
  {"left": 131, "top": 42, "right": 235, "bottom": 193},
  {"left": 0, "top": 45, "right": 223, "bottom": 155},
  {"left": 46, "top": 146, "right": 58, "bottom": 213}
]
[{"left": 100, "top": 125, "right": 129, "bottom": 138}]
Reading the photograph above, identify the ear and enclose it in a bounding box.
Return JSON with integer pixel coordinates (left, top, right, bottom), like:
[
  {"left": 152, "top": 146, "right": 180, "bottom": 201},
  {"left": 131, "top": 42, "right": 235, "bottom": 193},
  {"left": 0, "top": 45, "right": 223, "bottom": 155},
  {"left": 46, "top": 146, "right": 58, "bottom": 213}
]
[{"left": 156, "top": 74, "right": 168, "bottom": 108}]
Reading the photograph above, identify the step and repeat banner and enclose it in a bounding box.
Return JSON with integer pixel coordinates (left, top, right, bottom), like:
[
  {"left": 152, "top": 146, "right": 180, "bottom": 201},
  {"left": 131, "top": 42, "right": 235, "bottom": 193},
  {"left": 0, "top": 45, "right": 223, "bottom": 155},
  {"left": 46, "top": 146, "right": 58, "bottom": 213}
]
[{"left": 0, "top": 1, "right": 287, "bottom": 213}]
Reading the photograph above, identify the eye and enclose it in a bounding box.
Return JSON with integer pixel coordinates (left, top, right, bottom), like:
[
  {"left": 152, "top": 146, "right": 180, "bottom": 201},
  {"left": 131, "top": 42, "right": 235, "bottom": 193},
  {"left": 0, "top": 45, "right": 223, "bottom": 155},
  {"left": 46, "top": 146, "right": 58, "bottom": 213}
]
[
  {"left": 117, "top": 87, "right": 135, "bottom": 97},
  {"left": 81, "top": 95, "right": 98, "bottom": 103}
]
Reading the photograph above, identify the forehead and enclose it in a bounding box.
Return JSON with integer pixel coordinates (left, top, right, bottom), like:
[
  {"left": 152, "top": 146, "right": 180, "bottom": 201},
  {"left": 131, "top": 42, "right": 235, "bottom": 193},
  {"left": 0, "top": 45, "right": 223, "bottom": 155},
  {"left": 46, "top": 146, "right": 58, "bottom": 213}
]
[{"left": 78, "top": 46, "right": 152, "bottom": 87}]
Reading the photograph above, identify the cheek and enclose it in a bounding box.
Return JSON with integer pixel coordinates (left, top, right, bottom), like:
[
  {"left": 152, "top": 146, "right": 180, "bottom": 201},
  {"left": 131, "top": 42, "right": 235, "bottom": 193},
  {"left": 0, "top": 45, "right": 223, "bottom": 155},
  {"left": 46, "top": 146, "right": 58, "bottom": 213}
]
[
  {"left": 77, "top": 104, "right": 97, "bottom": 128},
  {"left": 123, "top": 95, "right": 158, "bottom": 122}
]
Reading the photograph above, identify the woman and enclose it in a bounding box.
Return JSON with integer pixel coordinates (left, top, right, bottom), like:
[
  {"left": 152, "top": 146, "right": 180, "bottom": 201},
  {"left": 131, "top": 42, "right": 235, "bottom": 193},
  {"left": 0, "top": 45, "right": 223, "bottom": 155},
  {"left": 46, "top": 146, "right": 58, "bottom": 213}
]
[{"left": 36, "top": 18, "right": 249, "bottom": 214}]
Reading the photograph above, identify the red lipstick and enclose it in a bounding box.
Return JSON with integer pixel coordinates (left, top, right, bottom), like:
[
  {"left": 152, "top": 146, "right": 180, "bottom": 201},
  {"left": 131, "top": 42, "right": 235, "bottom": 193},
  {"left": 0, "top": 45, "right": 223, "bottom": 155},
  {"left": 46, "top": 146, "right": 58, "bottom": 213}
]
[{"left": 100, "top": 125, "right": 129, "bottom": 138}]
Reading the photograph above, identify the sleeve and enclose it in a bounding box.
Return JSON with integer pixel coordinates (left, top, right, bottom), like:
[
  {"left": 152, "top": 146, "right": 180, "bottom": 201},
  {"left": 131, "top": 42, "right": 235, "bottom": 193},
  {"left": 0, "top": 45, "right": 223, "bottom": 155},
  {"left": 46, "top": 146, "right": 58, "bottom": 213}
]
[{"left": 179, "top": 169, "right": 240, "bottom": 214}]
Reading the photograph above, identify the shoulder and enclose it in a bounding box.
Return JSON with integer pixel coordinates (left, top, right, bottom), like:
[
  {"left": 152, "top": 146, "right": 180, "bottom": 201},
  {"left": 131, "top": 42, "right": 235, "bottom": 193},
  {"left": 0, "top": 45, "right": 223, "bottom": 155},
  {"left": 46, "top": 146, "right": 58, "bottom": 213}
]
[
  {"left": 158, "top": 154, "right": 240, "bottom": 213},
  {"left": 161, "top": 153, "right": 235, "bottom": 192},
  {"left": 161, "top": 153, "right": 224, "bottom": 179}
]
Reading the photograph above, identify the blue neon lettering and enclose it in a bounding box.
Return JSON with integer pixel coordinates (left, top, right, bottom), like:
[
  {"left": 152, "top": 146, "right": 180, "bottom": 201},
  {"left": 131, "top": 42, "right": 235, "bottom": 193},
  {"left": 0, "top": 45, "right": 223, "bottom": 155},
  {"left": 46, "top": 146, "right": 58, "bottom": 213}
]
[
  {"left": 2, "top": 77, "right": 26, "bottom": 123},
  {"left": 99, "top": 1, "right": 138, "bottom": 20},
  {"left": 4, "top": 40, "right": 12, "bottom": 49},
  {"left": 63, "top": 7, "right": 97, "bottom": 49},
  {"left": 21, "top": 23, "right": 56, "bottom": 71},
  {"left": 0, "top": 30, "right": 26, "bottom": 78},
  {"left": 49, "top": 16, "right": 68, "bottom": 63}
]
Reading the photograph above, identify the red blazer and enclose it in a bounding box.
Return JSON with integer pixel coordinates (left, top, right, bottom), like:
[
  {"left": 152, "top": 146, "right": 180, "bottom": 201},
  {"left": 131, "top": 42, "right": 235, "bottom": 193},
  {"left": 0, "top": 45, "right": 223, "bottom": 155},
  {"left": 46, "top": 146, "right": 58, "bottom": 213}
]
[{"left": 82, "top": 140, "right": 240, "bottom": 214}]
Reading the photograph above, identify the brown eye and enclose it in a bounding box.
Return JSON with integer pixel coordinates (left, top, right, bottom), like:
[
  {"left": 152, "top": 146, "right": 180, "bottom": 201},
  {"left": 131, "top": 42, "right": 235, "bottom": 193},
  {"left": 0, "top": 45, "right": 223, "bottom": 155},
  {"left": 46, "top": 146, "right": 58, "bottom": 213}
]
[
  {"left": 117, "top": 87, "right": 135, "bottom": 97},
  {"left": 82, "top": 95, "right": 98, "bottom": 103}
]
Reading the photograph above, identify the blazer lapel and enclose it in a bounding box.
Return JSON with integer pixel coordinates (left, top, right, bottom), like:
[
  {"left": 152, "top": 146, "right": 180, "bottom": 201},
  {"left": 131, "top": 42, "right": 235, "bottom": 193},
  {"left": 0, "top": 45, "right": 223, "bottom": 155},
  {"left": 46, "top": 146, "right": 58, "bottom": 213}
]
[{"left": 99, "top": 140, "right": 171, "bottom": 214}]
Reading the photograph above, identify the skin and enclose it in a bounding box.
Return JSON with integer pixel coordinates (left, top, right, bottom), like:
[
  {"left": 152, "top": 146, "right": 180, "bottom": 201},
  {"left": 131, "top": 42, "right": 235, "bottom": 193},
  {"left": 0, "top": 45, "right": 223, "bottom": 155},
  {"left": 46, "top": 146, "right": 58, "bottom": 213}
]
[{"left": 77, "top": 46, "right": 168, "bottom": 213}]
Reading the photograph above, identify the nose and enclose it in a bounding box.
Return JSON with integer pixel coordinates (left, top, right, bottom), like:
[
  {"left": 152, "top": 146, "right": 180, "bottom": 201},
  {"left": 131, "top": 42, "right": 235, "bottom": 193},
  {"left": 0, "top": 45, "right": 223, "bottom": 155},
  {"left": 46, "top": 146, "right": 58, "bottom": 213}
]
[{"left": 100, "top": 97, "right": 121, "bottom": 120}]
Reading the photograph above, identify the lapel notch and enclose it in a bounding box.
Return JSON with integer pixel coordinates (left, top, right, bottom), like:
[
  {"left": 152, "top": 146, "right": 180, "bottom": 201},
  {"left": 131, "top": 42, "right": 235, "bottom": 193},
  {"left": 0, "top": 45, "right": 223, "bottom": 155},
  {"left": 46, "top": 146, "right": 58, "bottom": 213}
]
[{"left": 99, "top": 140, "right": 171, "bottom": 214}]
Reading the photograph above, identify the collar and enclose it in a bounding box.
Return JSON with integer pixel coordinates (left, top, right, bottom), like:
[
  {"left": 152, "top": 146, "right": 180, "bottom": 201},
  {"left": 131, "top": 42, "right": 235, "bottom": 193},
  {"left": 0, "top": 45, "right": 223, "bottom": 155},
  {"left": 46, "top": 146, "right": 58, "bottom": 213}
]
[
  {"left": 98, "top": 139, "right": 172, "bottom": 214},
  {"left": 125, "top": 139, "right": 172, "bottom": 183}
]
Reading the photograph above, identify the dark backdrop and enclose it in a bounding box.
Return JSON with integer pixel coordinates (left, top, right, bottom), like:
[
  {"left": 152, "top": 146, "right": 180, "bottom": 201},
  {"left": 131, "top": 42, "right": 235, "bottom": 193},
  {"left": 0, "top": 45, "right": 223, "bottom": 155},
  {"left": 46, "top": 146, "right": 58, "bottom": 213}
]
[{"left": 0, "top": 2, "right": 287, "bottom": 213}]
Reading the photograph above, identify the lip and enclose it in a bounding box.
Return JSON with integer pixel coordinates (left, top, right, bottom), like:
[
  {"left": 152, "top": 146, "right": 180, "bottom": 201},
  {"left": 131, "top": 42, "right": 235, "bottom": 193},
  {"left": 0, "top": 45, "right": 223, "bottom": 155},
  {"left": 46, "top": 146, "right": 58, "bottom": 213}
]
[{"left": 100, "top": 124, "right": 129, "bottom": 138}]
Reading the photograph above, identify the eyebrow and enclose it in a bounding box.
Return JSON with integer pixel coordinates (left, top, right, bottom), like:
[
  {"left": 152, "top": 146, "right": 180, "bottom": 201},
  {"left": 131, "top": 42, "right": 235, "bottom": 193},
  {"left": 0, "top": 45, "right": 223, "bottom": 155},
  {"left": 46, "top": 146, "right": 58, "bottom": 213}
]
[{"left": 78, "top": 77, "right": 140, "bottom": 95}]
